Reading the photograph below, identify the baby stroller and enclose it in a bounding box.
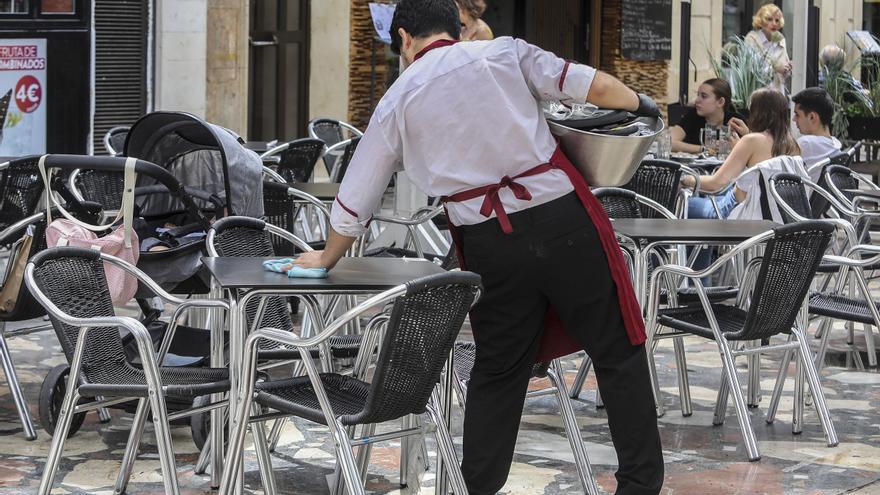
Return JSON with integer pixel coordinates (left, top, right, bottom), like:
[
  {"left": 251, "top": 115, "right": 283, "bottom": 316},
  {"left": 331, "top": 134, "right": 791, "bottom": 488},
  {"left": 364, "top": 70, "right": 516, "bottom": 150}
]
[
  {"left": 34, "top": 149, "right": 254, "bottom": 439},
  {"left": 122, "top": 111, "right": 264, "bottom": 296}
]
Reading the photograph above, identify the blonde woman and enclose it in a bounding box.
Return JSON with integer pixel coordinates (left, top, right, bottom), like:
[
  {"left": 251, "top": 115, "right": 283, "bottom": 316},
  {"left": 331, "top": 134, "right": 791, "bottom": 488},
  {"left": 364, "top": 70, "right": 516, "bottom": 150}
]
[
  {"left": 745, "top": 3, "right": 792, "bottom": 93},
  {"left": 456, "top": 0, "right": 493, "bottom": 41}
]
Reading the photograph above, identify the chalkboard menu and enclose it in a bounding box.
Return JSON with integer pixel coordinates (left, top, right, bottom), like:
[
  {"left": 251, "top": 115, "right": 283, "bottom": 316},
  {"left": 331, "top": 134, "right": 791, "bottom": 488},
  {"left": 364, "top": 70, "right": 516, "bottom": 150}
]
[{"left": 621, "top": 0, "right": 673, "bottom": 61}]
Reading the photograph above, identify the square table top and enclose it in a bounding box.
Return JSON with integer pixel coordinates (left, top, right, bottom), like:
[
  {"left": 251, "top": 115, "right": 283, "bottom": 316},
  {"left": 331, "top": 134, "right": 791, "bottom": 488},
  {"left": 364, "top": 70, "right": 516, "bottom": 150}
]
[
  {"left": 611, "top": 218, "right": 779, "bottom": 243},
  {"left": 203, "top": 256, "right": 445, "bottom": 291},
  {"left": 288, "top": 182, "right": 340, "bottom": 201}
]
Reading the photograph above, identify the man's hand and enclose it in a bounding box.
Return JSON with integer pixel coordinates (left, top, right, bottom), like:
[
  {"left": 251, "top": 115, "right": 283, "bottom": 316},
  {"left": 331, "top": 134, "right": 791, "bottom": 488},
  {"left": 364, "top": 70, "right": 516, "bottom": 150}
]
[
  {"left": 680, "top": 175, "right": 696, "bottom": 189},
  {"left": 728, "top": 117, "right": 749, "bottom": 138},
  {"left": 635, "top": 93, "right": 661, "bottom": 118},
  {"left": 285, "top": 250, "right": 329, "bottom": 270}
]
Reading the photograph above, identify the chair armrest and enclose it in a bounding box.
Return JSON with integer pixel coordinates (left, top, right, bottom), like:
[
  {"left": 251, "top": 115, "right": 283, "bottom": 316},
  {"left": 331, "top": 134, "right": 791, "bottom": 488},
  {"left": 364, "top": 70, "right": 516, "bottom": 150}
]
[{"left": 822, "top": 253, "right": 880, "bottom": 268}]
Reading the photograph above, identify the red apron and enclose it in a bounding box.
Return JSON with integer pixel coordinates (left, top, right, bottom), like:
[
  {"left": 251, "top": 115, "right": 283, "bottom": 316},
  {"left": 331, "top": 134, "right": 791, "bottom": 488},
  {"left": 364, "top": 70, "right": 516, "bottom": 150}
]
[{"left": 444, "top": 146, "right": 646, "bottom": 362}]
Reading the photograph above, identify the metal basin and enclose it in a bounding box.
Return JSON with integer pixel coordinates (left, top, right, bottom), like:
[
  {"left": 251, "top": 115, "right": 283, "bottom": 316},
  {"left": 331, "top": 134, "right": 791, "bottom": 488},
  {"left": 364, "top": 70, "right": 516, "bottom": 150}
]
[{"left": 549, "top": 116, "right": 664, "bottom": 187}]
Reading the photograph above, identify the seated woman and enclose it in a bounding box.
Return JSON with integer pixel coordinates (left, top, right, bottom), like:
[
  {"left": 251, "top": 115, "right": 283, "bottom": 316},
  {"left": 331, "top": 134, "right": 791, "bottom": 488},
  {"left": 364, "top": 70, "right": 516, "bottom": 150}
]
[
  {"left": 682, "top": 88, "right": 804, "bottom": 221},
  {"left": 670, "top": 78, "right": 747, "bottom": 154},
  {"left": 455, "top": 0, "right": 493, "bottom": 41}
]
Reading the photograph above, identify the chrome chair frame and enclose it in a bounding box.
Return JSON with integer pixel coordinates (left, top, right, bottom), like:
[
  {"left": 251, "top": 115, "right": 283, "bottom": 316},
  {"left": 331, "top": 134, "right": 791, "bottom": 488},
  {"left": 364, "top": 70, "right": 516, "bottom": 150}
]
[
  {"left": 219, "top": 282, "right": 470, "bottom": 495},
  {"left": 645, "top": 228, "right": 839, "bottom": 461},
  {"left": 24, "top": 252, "right": 230, "bottom": 495}
]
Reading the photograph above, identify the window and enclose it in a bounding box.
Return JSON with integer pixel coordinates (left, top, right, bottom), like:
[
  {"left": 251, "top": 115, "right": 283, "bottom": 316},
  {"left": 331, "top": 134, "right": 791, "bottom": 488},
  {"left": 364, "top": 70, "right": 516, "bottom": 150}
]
[
  {"left": 0, "top": 0, "right": 29, "bottom": 14},
  {"left": 40, "top": 0, "right": 73, "bottom": 14},
  {"left": 866, "top": 1, "right": 880, "bottom": 34}
]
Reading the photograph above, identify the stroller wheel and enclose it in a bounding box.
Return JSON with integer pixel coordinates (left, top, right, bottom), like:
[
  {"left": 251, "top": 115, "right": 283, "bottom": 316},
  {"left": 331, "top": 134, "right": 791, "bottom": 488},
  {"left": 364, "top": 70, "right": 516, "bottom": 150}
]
[
  {"left": 190, "top": 395, "right": 227, "bottom": 452},
  {"left": 39, "top": 365, "right": 86, "bottom": 437}
]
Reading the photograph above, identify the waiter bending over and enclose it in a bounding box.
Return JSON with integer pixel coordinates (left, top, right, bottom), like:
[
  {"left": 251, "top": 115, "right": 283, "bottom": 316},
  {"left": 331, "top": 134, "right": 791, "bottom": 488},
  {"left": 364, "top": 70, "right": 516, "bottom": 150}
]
[{"left": 292, "top": 0, "right": 664, "bottom": 493}]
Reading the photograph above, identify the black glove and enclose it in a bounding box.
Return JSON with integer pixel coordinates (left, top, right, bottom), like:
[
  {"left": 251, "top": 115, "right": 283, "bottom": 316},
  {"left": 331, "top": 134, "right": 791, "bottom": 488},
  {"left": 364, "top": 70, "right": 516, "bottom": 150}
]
[{"left": 634, "top": 93, "right": 661, "bottom": 118}]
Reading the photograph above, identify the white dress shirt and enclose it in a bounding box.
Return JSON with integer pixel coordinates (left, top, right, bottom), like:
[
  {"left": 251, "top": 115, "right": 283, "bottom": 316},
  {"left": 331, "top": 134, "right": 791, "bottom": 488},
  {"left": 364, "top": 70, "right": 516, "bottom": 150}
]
[
  {"left": 798, "top": 135, "right": 842, "bottom": 181},
  {"left": 330, "top": 37, "right": 596, "bottom": 237}
]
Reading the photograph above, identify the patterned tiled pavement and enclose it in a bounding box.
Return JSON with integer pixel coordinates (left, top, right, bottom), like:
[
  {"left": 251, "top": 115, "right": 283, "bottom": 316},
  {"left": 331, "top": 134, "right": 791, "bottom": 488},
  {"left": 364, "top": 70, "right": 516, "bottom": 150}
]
[{"left": 2, "top": 309, "right": 880, "bottom": 494}]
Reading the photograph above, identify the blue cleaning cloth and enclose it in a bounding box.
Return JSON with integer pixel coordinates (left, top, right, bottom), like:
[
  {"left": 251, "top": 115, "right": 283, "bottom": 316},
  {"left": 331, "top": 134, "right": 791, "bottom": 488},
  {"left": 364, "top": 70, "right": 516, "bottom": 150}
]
[{"left": 262, "top": 258, "right": 329, "bottom": 279}]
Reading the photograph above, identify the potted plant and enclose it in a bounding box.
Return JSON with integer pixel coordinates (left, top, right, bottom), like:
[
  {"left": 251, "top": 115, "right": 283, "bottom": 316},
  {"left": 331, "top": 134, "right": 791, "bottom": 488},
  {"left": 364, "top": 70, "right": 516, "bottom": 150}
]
[
  {"left": 708, "top": 36, "right": 774, "bottom": 115},
  {"left": 821, "top": 57, "right": 877, "bottom": 139}
]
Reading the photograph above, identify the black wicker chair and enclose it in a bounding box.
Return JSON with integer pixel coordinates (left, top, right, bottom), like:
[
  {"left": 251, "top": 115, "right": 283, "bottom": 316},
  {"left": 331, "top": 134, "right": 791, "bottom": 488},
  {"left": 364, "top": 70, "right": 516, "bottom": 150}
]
[
  {"left": 103, "top": 126, "right": 130, "bottom": 157},
  {"left": 770, "top": 172, "right": 880, "bottom": 369},
  {"left": 821, "top": 164, "right": 880, "bottom": 242},
  {"left": 308, "top": 118, "right": 363, "bottom": 175},
  {"left": 0, "top": 156, "right": 44, "bottom": 236},
  {"left": 623, "top": 159, "right": 683, "bottom": 218},
  {"left": 261, "top": 179, "right": 331, "bottom": 251},
  {"left": 69, "top": 168, "right": 125, "bottom": 211},
  {"left": 25, "top": 247, "right": 230, "bottom": 495},
  {"left": 219, "top": 271, "right": 480, "bottom": 495},
  {"left": 327, "top": 136, "right": 361, "bottom": 183},
  {"left": 451, "top": 342, "right": 599, "bottom": 494},
  {"left": 261, "top": 137, "right": 325, "bottom": 184},
  {"left": 646, "top": 221, "right": 839, "bottom": 461}
]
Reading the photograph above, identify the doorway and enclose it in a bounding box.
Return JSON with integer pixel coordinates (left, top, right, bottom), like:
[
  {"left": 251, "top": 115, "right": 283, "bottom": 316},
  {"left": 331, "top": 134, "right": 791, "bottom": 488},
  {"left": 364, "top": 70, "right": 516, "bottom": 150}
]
[{"left": 248, "top": 0, "right": 309, "bottom": 141}]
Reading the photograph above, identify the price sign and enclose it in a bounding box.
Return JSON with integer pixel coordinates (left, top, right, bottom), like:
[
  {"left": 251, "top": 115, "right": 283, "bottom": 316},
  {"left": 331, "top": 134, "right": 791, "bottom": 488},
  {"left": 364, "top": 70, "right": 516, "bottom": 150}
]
[{"left": 0, "top": 39, "right": 47, "bottom": 155}]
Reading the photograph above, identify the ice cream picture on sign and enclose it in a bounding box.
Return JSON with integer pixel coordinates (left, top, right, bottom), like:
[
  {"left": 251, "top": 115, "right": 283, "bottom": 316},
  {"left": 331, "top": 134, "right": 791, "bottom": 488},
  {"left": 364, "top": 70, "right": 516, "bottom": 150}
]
[{"left": 0, "top": 39, "right": 47, "bottom": 155}]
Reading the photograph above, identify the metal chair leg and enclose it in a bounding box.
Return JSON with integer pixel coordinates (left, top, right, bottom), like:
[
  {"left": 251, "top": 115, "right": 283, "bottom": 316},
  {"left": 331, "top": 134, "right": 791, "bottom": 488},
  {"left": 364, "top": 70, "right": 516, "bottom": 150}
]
[
  {"left": 765, "top": 347, "right": 793, "bottom": 425},
  {"left": 399, "top": 415, "right": 412, "bottom": 487},
  {"left": 645, "top": 324, "right": 665, "bottom": 417},
  {"left": 548, "top": 361, "right": 600, "bottom": 495},
  {"left": 355, "top": 423, "right": 377, "bottom": 483},
  {"left": 428, "top": 390, "right": 468, "bottom": 495},
  {"left": 332, "top": 418, "right": 367, "bottom": 495},
  {"left": 267, "top": 417, "right": 286, "bottom": 452},
  {"left": 713, "top": 372, "right": 729, "bottom": 426},
  {"left": 747, "top": 341, "right": 761, "bottom": 408},
  {"left": 252, "top": 414, "right": 278, "bottom": 495},
  {"left": 717, "top": 337, "right": 760, "bottom": 461},
  {"left": 37, "top": 389, "right": 81, "bottom": 495},
  {"left": 0, "top": 327, "right": 37, "bottom": 440},
  {"left": 97, "top": 406, "right": 112, "bottom": 423},
  {"left": 147, "top": 393, "right": 181, "bottom": 495},
  {"left": 333, "top": 425, "right": 359, "bottom": 495},
  {"left": 672, "top": 336, "right": 692, "bottom": 417},
  {"left": 569, "top": 354, "right": 591, "bottom": 399},
  {"left": 813, "top": 317, "right": 834, "bottom": 371},
  {"left": 194, "top": 436, "right": 212, "bottom": 475},
  {"left": 792, "top": 348, "right": 805, "bottom": 435},
  {"left": 114, "top": 399, "right": 149, "bottom": 494},
  {"left": 793, "top": 328, "right": 838, "bottom": 447}
]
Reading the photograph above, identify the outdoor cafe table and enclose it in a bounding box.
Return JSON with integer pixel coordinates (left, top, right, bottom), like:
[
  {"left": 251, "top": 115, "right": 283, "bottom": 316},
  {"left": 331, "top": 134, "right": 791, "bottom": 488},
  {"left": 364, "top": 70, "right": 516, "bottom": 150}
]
[{"left": 202, "top": 256, "right": 447, "bottom": 491}]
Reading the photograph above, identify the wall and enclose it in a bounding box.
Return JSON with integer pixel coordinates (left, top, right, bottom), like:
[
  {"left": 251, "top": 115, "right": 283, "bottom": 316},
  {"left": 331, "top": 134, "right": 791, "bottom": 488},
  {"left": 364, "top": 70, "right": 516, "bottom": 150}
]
[
  {"left": 309, "top": 0, "right": 350, "bottom": 121},
  {"left": 154, "top": 0, "right": 207, "bottom": 117},
  {"left": 817, "top": 0, "right": 863, "bottom": 67},
  {"left": 206, "top": 0, "right": 249, "bottom": 135}
]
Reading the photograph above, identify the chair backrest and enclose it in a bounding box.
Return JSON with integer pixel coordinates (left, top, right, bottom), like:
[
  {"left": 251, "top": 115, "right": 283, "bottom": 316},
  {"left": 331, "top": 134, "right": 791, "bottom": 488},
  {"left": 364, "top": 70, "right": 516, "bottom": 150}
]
[
  {"left": 593, "top": 187, "right": 675, "bottom": 219},
  {"left": 331, "top": 136, "right": 361, "bottom": 183},
  {"left": 72, "top": 169, "right": 125, "bottom": 210},
  {"left": 732, "top": 221, "right": 833, "bottom": 341},
  {"left": 309, "top": 118, "right": 363, "bottom": 175},
  {"left": 261, "top": 180, "right": 305, "bottom": 253},
  {"left": 28, "top": 247, "right": 127, "bottom": 376},
  {"left": 594, "top": 188, "right": 643, "bottom": 218},
  {"left": 768, "top": 173, "right": 814, "bottom": 223},
  {"left": 0, "top": 156, "right": 44, "bottom": 229},
  {"left": 271, "top": 138, "right": 324, "bottom": 183},
  {"left": 810, "top": 153, "right": 852, "bottom": 216},
  {"left": 344, "top": 271, "right": 481, "bottom": 425},
  {"left": 623, "top": 159, "right": 682, "bottom": 218},
  {"left": 209, "top": 216, "right": 294, "bottom": 333},
  {"left": 825, "top": 164, "right": 859, "bottom": 205},
  {"left": 104, "top": 126, "right": 130, "bottom": 156}
]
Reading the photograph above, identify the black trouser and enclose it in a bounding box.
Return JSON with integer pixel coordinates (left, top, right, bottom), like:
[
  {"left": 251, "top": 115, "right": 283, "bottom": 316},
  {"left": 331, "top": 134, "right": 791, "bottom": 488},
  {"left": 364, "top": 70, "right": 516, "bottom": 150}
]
[{"left": 458, "top": 192, "right": 664, "bottom": 495}]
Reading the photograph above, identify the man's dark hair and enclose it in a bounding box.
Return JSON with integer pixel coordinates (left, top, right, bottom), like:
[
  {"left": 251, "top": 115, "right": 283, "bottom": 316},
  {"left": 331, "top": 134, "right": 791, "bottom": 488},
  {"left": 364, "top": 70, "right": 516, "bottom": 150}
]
[
  {"left": 390, "top": 0, "right": 461, "bottom": 55},
  {"left": 792, "top": 87, "right": 835, "bottom": 129}
]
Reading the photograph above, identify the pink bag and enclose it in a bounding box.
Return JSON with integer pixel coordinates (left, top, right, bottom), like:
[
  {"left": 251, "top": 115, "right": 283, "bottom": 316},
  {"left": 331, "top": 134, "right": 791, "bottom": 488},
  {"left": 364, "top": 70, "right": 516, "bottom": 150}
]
[
  {"left": 39, "top": 155, "right": 140, "bottom": 306},
  {"left": 46, "top": 220, "right": 140, "bottom": 305}
]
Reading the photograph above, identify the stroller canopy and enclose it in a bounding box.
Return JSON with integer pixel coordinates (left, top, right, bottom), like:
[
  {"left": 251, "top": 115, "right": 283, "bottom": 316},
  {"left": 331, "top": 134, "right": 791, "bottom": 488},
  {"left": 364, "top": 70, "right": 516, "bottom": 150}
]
[{"left": 124, "top": 112, "right": 263, "bottom": 218}]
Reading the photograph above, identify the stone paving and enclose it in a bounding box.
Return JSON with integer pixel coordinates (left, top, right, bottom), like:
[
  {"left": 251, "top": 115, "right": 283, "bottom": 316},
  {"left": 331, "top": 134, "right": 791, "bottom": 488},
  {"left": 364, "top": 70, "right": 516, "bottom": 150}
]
[{"left": 1, "top": 305, "right": 880, "bottom": 494}]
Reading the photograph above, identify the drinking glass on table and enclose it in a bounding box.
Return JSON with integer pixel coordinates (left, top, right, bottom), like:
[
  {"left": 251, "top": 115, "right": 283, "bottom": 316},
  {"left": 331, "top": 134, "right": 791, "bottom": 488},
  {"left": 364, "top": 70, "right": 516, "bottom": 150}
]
[
  {"left": 701, "top": 126, "right": 718, "bottom": 157},
  {"left": 716, "top": 125, "right": 732, "bottom": 160}
]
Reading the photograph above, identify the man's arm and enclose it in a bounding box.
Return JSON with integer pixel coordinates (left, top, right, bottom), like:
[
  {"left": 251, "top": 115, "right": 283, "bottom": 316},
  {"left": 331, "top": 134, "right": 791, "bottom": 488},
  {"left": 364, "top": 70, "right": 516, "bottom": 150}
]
[
  {"left": 290, "top": 228, "right": 355, "bottom": 270},
  {"left": 585, "top": 71, "right": 639, "bottom": 112}
]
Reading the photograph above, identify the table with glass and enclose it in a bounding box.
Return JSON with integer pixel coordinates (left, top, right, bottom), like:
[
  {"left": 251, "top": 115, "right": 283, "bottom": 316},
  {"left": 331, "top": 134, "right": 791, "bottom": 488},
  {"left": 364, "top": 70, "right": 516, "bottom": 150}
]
[{"left": 203, "top": 256, "right": 448, "bottom": 492}]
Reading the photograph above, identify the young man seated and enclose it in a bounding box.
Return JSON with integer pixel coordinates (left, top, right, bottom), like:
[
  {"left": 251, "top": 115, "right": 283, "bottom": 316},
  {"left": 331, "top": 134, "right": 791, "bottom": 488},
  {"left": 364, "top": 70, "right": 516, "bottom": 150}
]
[{"left": 791, "top": 87, "right": 842, "bottom": 181}]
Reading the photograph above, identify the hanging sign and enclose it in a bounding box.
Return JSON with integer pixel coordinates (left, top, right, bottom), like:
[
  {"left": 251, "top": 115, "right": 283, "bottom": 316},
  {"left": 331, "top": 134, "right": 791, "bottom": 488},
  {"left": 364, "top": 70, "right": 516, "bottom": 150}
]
[{"left": 0, "top": 39, "right": 47, "bottom": 155}]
